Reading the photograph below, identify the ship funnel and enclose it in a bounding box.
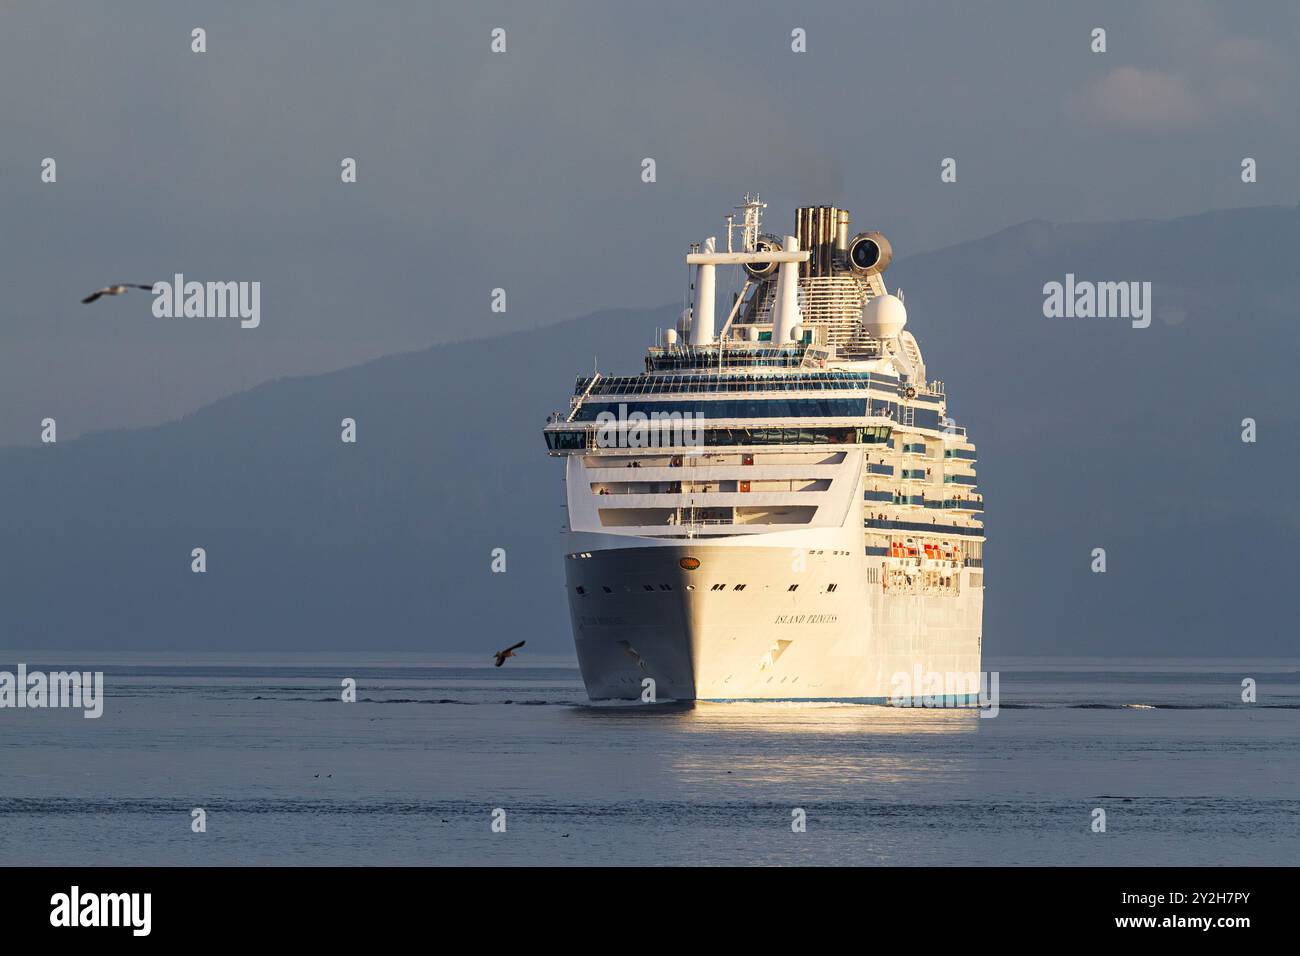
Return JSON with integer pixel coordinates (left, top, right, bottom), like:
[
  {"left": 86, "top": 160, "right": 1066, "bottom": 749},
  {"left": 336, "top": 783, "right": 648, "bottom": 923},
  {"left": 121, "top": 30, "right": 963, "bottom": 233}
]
[
  {"left": 795, "top": 205, "right": 845, "bottom": 277},
  {"left": 773, "top": 235, "right": 802, "bottom": 343}
]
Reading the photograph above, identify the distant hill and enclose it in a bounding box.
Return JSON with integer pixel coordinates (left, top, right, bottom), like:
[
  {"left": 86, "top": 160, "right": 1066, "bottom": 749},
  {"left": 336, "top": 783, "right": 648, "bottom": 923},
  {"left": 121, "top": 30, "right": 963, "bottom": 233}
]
[{"left": 3, "top": 204, "right": 1297, "bottom": 656}]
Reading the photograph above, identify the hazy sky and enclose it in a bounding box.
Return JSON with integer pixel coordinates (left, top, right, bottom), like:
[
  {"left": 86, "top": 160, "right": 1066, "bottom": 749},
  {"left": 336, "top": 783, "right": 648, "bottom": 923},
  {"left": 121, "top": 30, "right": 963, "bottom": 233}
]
[{"left": 2, "top": 0, "right": 1296, "bottom": 445}]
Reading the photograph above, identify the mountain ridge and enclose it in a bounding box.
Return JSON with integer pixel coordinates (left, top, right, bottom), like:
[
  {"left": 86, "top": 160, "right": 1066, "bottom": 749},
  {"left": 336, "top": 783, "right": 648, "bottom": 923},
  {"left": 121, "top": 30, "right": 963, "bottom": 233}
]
[{"left": 2, "top": 204, "right": 1296, "bottom": 656}]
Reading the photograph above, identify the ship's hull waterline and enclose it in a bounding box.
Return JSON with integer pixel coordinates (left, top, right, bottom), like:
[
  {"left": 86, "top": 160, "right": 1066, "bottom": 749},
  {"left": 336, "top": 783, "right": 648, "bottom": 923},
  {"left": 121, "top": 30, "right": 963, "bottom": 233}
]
[{"left": 565, "top": 544, "right": 982, "bottom": 701}]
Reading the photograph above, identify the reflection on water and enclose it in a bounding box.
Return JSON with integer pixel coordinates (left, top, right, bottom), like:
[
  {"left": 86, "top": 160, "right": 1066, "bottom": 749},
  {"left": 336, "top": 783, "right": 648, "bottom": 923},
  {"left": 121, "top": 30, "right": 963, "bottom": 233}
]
[
  {"left": 0, "top": 656, "right": 1296, "bottom": 865},
  {"left": 574, "top": 699, "right": 980, "bottom": 735},
  {"left": 687, "top": 700, "right": 981, "bottom": 735},
  {"left": 573, "top": 700, "right": 981, "bottom": 785},
  {"left": 670, "top": 703, "right": 978, "bottom": 787}
]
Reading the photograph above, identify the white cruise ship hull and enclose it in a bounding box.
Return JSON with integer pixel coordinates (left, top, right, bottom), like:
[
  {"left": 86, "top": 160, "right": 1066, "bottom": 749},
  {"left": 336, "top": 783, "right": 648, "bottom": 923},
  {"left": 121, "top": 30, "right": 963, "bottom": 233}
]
[
  {"left": 545, "top": 198, "right": 987, "bottom": 703},
  {"left": 565, "top": 540, "right": 982, "bottom": 701}
]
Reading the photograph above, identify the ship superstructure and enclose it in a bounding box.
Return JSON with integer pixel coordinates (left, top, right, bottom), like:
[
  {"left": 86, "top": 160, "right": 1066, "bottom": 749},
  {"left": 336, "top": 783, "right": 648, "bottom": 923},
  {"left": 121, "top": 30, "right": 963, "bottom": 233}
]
[{"left": 543, "top": 197, "right": 984, "bottom": 700}]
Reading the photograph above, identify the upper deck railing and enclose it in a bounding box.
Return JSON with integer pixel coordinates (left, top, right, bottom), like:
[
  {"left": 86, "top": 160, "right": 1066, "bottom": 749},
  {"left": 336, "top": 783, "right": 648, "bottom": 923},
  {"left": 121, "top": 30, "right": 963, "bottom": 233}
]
[
  {"left": 573, "top": 368, "right": 902, "bottom": 397},
  {"left": 645, "top": 344, "right": 811, "bottom": 371}
]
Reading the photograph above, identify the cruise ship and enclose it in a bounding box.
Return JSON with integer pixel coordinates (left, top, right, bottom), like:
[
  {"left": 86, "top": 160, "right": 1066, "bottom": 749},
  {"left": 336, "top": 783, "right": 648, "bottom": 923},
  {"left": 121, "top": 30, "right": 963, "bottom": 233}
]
[{"left": 543, "top": 197, "right": 984, "bottom": 701}]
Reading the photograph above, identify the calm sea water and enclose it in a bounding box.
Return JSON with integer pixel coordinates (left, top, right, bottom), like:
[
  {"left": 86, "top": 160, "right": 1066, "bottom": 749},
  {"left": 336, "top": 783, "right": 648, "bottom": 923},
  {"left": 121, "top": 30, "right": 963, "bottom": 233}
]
[{"left": 0, "top": 653, "right": 1296, "bottom": 866}]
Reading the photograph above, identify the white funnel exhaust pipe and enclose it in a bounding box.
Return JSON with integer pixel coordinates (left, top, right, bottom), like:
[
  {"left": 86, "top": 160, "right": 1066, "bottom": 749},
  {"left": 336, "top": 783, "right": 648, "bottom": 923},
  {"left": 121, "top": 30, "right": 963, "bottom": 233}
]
[
  {"left": 773, "top": 235, "right": 802, "bottom": 344},
  {"left": 691, "top": 236, "right": 717, "bottom": 346}
]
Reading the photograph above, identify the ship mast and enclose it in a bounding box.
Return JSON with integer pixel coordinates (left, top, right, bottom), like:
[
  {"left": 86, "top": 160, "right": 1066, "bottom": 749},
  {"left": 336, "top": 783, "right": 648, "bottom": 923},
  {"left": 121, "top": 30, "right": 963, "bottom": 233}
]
[{"left": 732, "top": 193, "right": 766, "bottom": 253}]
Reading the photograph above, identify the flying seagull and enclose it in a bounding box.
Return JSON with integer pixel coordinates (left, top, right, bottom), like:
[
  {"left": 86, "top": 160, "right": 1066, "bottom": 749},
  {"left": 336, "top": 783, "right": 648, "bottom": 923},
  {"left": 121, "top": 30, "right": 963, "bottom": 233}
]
[
  {"left": 81, "top": 283, "right": 154, "bottom": 304},
  {"left": 493, "top": 640, "right": 526, "bottom": 667}
]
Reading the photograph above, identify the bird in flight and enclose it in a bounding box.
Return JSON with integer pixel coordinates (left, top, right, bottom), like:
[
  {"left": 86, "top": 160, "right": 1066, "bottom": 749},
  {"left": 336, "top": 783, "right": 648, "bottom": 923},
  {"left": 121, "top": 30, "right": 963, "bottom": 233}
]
[
  {"left": 493, "top": 640, "right": 526, "bottom": 667},
  {"left": 81, "top": 283, "right": 154, "bottom": 304}
]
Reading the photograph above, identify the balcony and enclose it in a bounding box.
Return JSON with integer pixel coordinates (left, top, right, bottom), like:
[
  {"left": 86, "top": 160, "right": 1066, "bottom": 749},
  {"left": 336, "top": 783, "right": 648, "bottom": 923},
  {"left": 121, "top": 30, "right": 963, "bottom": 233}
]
[{"left": 864, "top": 517, "right": 985, "bottom": 537}]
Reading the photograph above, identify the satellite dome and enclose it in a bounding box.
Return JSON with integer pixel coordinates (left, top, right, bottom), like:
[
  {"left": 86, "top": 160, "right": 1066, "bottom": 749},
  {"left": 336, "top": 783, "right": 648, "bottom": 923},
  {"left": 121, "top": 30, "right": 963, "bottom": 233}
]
[{"left": 862, "top": 293, "right": 907, "bottom": 337}]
